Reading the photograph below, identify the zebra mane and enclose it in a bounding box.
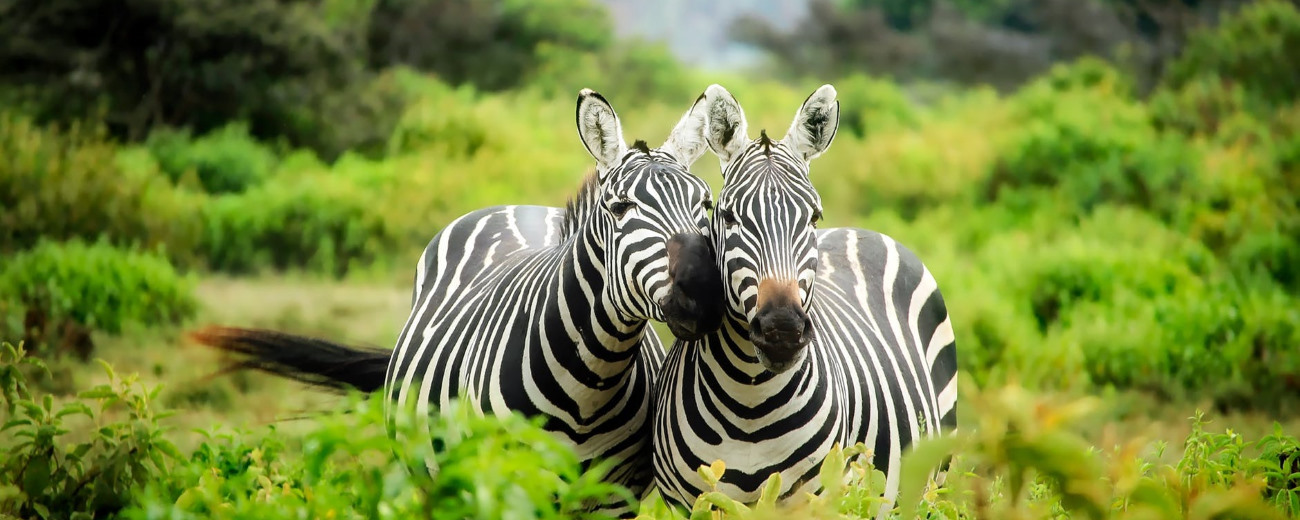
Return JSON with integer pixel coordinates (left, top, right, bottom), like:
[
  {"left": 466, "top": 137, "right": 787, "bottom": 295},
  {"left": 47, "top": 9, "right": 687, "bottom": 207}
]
[
  {"left": 757, "top": 129, "right": 774, "bottom": 155},
  {"left": 559, "top": 139, "right": 658, "bottom": 238},
  {"left": 562, "top": 169, "right": 602, "bottom": 238}
]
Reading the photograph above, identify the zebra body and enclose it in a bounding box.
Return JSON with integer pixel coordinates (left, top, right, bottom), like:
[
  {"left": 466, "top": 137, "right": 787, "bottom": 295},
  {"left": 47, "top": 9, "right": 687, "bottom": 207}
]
[
  {"left": 191, "top": 88, "right": 727, "bottom": 516},
  {"left": 651, "top": 85, "right": 958, "bottom": 512},
  {"left": 382, "top": 89, "right": 726, "bottom": 509}
]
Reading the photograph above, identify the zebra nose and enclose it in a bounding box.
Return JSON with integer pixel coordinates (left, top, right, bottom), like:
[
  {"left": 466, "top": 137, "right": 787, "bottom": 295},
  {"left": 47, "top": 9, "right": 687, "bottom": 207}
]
[{"left": 752, "top": 308, "right": 806, "bottom": 343}]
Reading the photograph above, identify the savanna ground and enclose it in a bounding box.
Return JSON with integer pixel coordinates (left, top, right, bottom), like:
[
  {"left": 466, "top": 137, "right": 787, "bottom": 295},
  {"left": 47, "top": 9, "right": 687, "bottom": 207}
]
[{"left": 3, "top": 0, "right": 1300, "bottom": 518}]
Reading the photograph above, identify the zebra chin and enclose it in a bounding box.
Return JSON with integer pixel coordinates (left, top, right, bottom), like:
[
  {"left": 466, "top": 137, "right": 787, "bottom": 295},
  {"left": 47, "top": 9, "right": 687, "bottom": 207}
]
[{"left": 748, "top": 305, "right": 815, "bottom": 374}]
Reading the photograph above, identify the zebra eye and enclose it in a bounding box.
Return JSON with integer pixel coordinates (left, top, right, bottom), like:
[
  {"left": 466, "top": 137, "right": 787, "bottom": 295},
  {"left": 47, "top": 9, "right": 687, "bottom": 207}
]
[
  {"left": 718, "top": 208, "right": 738, "bottom": 227},
  {"left": 608, "top": 200, "right": 636, "bottom": 218},
  {"left": 810, "top": 210, "right": 823, "bottom": 228}
]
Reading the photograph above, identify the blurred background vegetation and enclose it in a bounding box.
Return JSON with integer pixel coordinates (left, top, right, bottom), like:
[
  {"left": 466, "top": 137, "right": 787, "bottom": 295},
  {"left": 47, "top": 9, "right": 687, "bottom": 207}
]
[{"left": 0, "top": 0, "right": 1298, "bottom": 518}]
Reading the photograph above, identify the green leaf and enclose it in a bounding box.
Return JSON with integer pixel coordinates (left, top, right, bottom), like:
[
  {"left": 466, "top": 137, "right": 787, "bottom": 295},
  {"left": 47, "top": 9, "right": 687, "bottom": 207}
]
[
  {"left": 756, "top": 472, "right": 782, "bottom": 511},
  {"left": 1, "top": 418, "right": 32, "bottom": 432},
  {"left": 55, "top": 402, "right": 93, "bottom": 419},
  {"left": 896, "top": 435, "right": 962, "bottom": 518},
  {"left": 22, "top": 455, "right": 51, "bottom": 498},
  {"left": 77, "top": 387, "right": 116, "bottom": 400},
  {"left": 820, "top": 442, "right": 847, "bottom": 495}
]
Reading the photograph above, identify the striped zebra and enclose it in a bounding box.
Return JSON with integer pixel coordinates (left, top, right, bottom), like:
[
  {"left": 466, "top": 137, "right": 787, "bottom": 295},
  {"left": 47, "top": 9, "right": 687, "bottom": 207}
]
[
  {"left": 650, "top": 84, "right": 958, "bottom": 514},
  {"left": 192, "top": 87, "right": 727, "bottom": 514}
]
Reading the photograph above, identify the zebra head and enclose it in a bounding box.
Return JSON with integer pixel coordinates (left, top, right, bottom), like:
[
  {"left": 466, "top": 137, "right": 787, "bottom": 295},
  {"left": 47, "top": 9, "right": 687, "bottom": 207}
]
[
  {"left": 699, "top": 84, "right": 840, "bottom": 373},
  {"left": 575, "top": 88, "right": 725, "bottom": 341}
]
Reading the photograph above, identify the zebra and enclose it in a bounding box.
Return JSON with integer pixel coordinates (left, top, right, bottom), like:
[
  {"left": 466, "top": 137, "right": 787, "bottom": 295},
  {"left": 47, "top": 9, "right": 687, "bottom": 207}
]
[
  {"left": 192, "top": 87, "right": 728, "bottom": 515},
  {"left": 649, "top": 84, "right": 959, "bottom": 514}
]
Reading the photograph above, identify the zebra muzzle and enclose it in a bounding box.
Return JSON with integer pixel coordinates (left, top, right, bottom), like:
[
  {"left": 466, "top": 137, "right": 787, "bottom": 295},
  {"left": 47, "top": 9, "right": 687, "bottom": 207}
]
[
  {"left": 750, "top": 279, "right": 814, "bottom": 371},
  {"left": 661, "top": 233, "right": 725, "bottom": 341}
]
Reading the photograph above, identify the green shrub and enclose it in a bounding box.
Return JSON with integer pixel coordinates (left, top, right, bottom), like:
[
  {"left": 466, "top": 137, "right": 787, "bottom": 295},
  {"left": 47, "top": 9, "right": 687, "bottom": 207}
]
[
  {"left": 1149, "top": 75, "right": 1263, "bottom": 138},
  {"left": 0, "top": 342, "right": 182, "bottom": 519},
  {"left": 0, "top": 113, "right": 199, "bottom": 256},
  {"left": 1171, "top": 106, "right": 1300, "bottom": 291},
  {"left": 639, "top": 383, "right": 1299, "bottom": 519},
  {"left": 1161, "top": 0, "right": 1300, "bottom": 117},
  {"left": 386, "top": 77, "right": 490, "bottom": 158},
  {"left": 1038, "top": 56, "right": 1136, "bottom": 97},
  {"left": 199, "top": 174, "right": 400, "bottom": 277},
  {"left": 0, "top": 240, "right": 198, "bottom": 336},
  {"left": 122, "top": 393, "right": 632, "bottom": 519},
  {"left": 833, "top": 74, "right": 921, "bottom": 139},
  {"left": 970, "top": 207, "right": 1300, "bottom": 404},
  {"left": 146, "top": 123, "right": 279, "bottom": 195},
  {"left": 265, "top": 68, "right": 410, "bottom": 162},
  {"left": 530, "top": 39, "right": 697, "bottom": 108},
  {"left": 983, "top": 74, "right": 1197, "bottom": 218}
]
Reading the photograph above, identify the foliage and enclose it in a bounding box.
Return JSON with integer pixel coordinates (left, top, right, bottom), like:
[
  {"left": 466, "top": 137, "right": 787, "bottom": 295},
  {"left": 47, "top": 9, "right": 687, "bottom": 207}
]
[
  {"left": 198, "top": 174, "right": 398, "bottom": 277},
  {"left": 366, "top": 0, "right": 614, "bottom": 91},
  {"left": 1160, "top": 0, "right": 1300, "bottom": 116},
  {"left": 732, "top": 0, "right": 1245, "bottom": 91},
  {"left": 121, "top": 397, "right": 631, "bottom": 519},
  {"left": 0, "top": 240, "right": 198, "bottom": 336},
  {"left": 983, "top": 63, "right": 1195, "bottom": 218},
  {"left": 0, "top": 0, "right": 369, "bottom": 144},
  {"left": 631, "top": 382, "right": 1300, "bottom": 519},
  {"left": 147, "top": 123, "right": 279, "bottom": 195},
  {"left": 0, "top": 112, "right": 200, "bottom": 257},
  {"left": 4, "top": 340, "right": 1295, "bottom": 520},
  {"left": 0, "top": 342, "right": 183, "bottom": 519}
]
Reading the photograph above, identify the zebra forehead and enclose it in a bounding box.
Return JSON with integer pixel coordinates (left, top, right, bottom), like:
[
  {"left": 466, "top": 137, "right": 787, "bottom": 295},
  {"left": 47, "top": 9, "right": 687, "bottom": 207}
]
[
  {"left": 618, "top": 156, "right": 701, "bottom": 187},
  {"left": 723, "top": 169, "right": 818, "bottom": 207}
]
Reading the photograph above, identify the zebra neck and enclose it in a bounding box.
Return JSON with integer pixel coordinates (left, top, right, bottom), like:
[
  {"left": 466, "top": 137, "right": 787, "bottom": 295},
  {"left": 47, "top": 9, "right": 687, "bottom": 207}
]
[
  {"left": 700, "top": 316, "right": 816, "bottom": 390},
  {"left": 543, "top": 227, "right": 648, "bottom": 373}
]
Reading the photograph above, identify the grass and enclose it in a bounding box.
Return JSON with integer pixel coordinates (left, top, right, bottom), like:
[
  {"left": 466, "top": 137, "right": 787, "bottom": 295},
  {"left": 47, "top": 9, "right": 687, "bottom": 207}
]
[{"left": 31, "top": 275, "right": 1297, "bottom": 470}]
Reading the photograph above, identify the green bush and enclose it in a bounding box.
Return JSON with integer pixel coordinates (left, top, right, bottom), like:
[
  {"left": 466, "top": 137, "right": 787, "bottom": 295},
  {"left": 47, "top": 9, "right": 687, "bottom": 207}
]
[
  {"left": 386, "top": 77, "right": 491, "bottom": 158},
  {"left": 199, "top": 174, "right": 400, "bottom": 277},
  {"left": 0, "top": 342, "right": 182, "bottom": 519},
  {"left": 999, "top": 209, "right": 1300, "bottom": 405},
  {"left": 637, "top": 383, "right": 1300, "bottom": 520},
  {"left": 983, "top": 75, "right": 1194, "bottom": 217},
  {"left": 121, "top": 393, "right": 631, "bottom": 519},
  {"left": 0, "top": 240, "right": 198, "bottom": 336},
  {"left": 1161, "top": 0, "right": 1300, "bottom": 117},
  {"left": 264, "top": 69, "right": 410, "bottom": 162},
  {"left": 0, "top": 113, "right": 199, "bottom": 256},
  {"left": 832, "top": 74, "right": 921, "bottom": 138},
  {"left": 146, "top": 123, "right": 279, "bottom": 195},
  {"left": 529, "top": 38, "right": 697, "bottom": 107},
  {"left": 1037, "top": 56, "right": 1136, "bottom": 97}
]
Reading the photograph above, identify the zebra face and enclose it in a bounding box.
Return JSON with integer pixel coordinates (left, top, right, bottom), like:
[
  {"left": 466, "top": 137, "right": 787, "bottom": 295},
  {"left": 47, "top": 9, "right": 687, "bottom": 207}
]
[
  {"left": 698, "top": 84, "right": 840, "bottom": 373},
  {"left": 576, "top": 88, "right": 726, "bottom": 340}
]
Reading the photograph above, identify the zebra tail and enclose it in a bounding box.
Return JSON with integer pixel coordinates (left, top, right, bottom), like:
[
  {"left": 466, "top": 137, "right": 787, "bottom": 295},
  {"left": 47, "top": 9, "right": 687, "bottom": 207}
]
[{"left": 188, "top": 325, "right": 391, "bottom": 393}]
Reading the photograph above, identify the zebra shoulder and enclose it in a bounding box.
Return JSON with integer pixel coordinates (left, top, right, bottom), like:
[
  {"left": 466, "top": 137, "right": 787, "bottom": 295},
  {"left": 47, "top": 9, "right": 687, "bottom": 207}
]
[{"left": 814, "top": 227, "right": 951, "bottom": 318}]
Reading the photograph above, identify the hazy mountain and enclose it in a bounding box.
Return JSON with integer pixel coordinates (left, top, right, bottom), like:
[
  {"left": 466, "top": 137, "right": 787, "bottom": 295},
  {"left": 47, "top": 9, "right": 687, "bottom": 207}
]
[{"left": 599, "top": 0, "right": 809, "bottom": 70}]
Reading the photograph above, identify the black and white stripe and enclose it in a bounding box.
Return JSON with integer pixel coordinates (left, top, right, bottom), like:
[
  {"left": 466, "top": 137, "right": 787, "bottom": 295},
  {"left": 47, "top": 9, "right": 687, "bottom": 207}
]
[
  {"left": 190, "top": 88, "right": 727, "bottom": 517},
  {"left": 382, "top": 88, "right": 726, "bottom": 512},
  {"left": 651, "top": 84, "right": 958, "bottom": 513}
]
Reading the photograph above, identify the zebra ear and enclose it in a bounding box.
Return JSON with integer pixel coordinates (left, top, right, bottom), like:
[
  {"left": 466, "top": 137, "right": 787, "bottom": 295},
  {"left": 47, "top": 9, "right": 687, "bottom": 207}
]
[
  {"left": 659, "top": 91, "right": 710, "bottom": 166},
  {"left": 701, "top": 84, "right": 749, "bottom": 168},
  {"left": 576, "top": 88, "right": 628, "bottom": 174},
  {"left": 784, "top": 84, "right": 840, "bottom": 162}
]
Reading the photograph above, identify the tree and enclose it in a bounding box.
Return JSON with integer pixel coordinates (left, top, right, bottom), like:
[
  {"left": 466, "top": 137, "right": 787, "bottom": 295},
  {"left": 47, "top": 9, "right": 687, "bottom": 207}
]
[{"left": 0, "top": 0, "right": 369, "bottom": 144}]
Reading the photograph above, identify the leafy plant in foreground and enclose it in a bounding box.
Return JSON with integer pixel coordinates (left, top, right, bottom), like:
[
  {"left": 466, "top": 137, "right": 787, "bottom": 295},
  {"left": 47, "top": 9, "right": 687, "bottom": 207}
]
[
  {"left": 124, "top": 390, "right": 633, "bottom": 520},
  {"left": 0, "top": 341, "right": 182, "bottom": 519}
]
